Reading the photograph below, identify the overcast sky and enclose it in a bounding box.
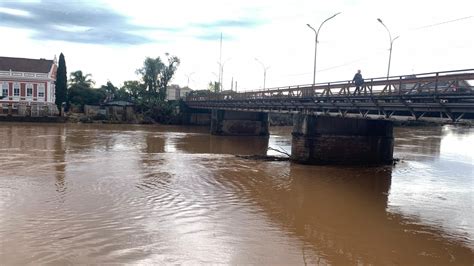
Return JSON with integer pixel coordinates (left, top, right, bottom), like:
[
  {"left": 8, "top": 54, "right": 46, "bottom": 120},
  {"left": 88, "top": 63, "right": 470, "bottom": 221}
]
[{"left": 1, "top": 0, "right": 473, "bottom": 90}]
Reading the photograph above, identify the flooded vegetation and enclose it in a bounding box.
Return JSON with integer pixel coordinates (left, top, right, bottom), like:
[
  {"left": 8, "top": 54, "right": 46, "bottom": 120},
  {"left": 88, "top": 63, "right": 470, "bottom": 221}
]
[{"left": 0, "top": 123, "right": 472, "bottom": 264}]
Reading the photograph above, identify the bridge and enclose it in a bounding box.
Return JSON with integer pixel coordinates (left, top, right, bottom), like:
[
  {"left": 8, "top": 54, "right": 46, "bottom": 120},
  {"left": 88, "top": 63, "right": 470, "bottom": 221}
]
[
  {"left": 186, "top": 69, "right": 474, "bottom": 121},
  {"left": 184, "top": 69, "right": 474, "bottom": 165}
]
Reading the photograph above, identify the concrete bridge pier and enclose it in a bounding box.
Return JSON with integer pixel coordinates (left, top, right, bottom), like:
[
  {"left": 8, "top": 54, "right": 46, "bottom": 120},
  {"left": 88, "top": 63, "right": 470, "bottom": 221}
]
[
  {"left": 291, "top": 115, "right": 394, "bottom": 165},
  {"left": 210, "top": 110, "right": 269, "bottom": 136}
]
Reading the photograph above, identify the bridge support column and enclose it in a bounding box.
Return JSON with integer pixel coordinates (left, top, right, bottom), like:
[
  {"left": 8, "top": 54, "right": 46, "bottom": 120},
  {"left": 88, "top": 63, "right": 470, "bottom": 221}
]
[
  {"left": 183, "top": 110, "right": 211, "bottom": 125},
  {"left": 211, "top": 110, "right": 269, "bottom": 136},
  {"left": 291, "top": 115, "right": 393, "bottom": 165}
]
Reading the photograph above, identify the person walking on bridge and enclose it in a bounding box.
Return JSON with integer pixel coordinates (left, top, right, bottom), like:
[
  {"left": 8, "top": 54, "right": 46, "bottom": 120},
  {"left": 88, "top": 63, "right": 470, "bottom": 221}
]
[{"left": 352, "top": 70, "right": 364, "bottom": 95}]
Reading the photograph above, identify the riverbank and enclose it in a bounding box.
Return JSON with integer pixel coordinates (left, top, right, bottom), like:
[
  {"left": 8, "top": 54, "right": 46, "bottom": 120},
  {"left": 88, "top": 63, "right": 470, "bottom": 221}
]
[
  {"left": 1, "top": 113, "right": 472, "bottom": 127},
  {"left": 0, "top": 115, "right": 66, "bottom": 123}
]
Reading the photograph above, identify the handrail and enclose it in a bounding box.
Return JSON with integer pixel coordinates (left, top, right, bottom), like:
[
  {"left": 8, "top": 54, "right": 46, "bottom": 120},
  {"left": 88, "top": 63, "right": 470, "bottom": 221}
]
[
  {"left": 232, "top": 68, "right": 474, "bottom": 94},
  {"left": 186, "top": 69, "right": 474, "bottom": 102}
]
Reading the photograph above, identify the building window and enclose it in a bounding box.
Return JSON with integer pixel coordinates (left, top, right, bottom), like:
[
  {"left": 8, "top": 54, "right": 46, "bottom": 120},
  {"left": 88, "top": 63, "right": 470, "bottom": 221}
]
[
  {"left": 27, "top": 84, "right": 33, "bottom": 97},
  {"left": 13, "top": 83, "right": 20, "bottom": 97},
  {"left": 38, "top": 84, "right": 45, "bottom": 98},
  {"left": 1, "top": 82, "right": 8, "bottom": 97}
]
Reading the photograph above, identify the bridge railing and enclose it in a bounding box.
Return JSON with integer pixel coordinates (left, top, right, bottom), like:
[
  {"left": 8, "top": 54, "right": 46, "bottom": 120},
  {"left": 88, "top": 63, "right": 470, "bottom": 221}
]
[{"left": 186, "top": 69, "right": 474, "bottom": 102}]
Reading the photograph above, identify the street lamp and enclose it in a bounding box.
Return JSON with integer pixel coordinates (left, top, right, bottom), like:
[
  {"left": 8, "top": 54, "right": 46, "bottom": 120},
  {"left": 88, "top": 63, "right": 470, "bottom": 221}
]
[
  {"left": 377, "top": 18, "right": 399, "bottom": 78},
  {"left": 307, "top": 12, "right": 341, "bottom": 85},
  {"left": 254, "top": 58, "right": 270, "bottom": 89}
]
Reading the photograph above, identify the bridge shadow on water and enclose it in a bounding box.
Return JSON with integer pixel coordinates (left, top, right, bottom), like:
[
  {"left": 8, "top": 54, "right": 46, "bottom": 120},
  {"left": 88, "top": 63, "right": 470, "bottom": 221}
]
[
  {"left": 136, "top": 125, "right": 472, "bottom": 264},
  {"left": 217, "top": 161, "right": 473, "bottom": 264},
  {"left": 172, "top": 133, "right": 270, "bottom": 155}
]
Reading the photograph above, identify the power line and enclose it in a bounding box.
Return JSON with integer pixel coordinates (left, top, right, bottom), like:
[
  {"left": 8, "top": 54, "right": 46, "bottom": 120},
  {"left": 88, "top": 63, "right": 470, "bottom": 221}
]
[
  {"left": 411, "top": 15, "right": 474, "bottom": 31},
  {"left": 284, "top": 53, "right": 383, "bottom": 77}
]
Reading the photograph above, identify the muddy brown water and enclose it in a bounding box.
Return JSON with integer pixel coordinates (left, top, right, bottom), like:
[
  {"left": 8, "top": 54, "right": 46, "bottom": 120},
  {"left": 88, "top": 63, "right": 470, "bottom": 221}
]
[{"left": 0, "top": 123, "right": 472, "bottom": 264}]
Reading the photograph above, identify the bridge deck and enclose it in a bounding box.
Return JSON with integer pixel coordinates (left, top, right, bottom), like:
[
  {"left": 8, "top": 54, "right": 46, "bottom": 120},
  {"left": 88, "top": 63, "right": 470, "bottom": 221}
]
[{"left": 186, "top": 69, "right": 474, "bottom": 121}]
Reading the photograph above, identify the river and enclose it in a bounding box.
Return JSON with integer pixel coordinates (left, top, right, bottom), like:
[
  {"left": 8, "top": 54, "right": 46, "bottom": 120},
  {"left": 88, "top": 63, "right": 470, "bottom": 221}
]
[{"left": 0, "top": 123, "right": 472, "bottom": 264}]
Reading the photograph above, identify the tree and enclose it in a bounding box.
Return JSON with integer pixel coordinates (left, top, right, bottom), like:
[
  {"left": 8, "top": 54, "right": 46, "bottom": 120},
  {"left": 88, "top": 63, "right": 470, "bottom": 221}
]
[
  {"left": 67, "top": 71, "right": 102, "bottom": 110},
  {"left": 122, "top": 80, "right": 145, "bottom": 102},
  {"left": 55, "top": 53, "right": 67, "bottom": 112},
  {"left": 69, "top": 70, "right": 95, "bottom": 88},
  {"left": 136, "top": 57, "right": 162, "bottom": 96},
  {"left": 208, "top": 81, "right": 221, "bottom": 93},
  {"left": 100, "top": 81, "right": 118, "bottom": 102},
  {"left": 136, "top": 54, "right": 180, "bottom": 102},
  {"left": 114, "top": 87, "right": 131, "bottom": 102},
  {"left": 68, "top": 85, "right": 105, "bottom": 108},
  {"left": 158, "top": 54, "right": 180, "bottom": 101}
]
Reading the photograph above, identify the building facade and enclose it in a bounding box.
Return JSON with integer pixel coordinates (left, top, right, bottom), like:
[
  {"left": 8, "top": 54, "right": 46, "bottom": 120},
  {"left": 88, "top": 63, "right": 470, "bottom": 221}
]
[
  {"left": 166, "top": 85, "right": 192, "bottom": 101},
  {"left": 0, "top": 56, "right": 58, "bottom": 116}
]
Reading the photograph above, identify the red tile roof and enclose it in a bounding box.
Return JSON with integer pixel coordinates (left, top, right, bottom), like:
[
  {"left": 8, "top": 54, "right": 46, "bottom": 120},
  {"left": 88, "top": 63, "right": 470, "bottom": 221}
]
[{"left": 0, "top": 56, "right": 54, "bottom": 73}]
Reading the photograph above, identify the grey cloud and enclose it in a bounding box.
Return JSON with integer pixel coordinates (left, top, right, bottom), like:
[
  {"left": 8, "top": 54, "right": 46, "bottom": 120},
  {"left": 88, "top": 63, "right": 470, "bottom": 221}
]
[
  {"left": 195, "top": 19, "right": 263, "bottom": 29},
  {"left": 196, "top": 32, "right": 235, "bottom": 41},
  {"left": 0, "top": 0, "right": 173, "bottom": 45},
  {"left": 192, "top": 18, "right": 264, "bottom": 42},
  {"left": 0, "top": 0, "right": 265, "bottom": 44}
]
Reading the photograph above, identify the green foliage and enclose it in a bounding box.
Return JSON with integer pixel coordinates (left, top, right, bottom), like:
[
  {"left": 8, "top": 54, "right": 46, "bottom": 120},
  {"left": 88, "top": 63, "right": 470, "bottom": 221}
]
[
  {"left": 65, "top": 54, "right": 181, "bottom": 123},
  {"left": 67, "top": 71, "right": 103, "bottom": 109},
  {"left": 98, "top": 81, "right": 135, "bottom": 102},
  {"left": 136, "top": 57, "right": 162, "bottom": 95},
  {"left": 147, "top": 100, "right": 180, "bottom": 124},
  {"left": 101, "top": 81, "right": 117, "bottom": 95},
  {"left": 136, "top": 54, "right": 180, "bottom": 102},
  {"left": 114, "top": 87, "right": 131, "bottom": 102},
  {"left": 122, "top": 80, "right": 145, "bottom": 102},
  {"left": 208, "top": 81, "right": 221, "bottom": 93},
  {"left": 55, "top": 53, "right": 67, "bottom": 110},
  {"left": 159, "top": 55, "right": 180, "bottom": 101},
  {"left": 68, "top": 85, "right": 106, "bottom": 108},
  {"left": 69, "top": 70, "right": 95, "bottom": 88}
]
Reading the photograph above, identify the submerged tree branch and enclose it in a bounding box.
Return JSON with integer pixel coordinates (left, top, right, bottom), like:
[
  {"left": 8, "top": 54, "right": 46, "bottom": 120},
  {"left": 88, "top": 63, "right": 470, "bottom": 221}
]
[{"left": 268, "top": 146, "right": 291, "bottom": 157}]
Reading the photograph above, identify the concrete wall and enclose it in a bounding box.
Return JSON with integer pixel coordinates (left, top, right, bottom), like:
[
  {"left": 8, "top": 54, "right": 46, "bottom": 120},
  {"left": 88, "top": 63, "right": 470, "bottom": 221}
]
[
  {"left": 211, "top": 110, "right": 269, "bottom": 136},
  {"left": 182, "top": 107, "right": 211, "bottom": 125},
  {"left": 84, "top": 105, "right": 101, "bottom": 117},
  {"left": 1, "top": 102, "right": 58, "bottom": 117},
  {"left": 189, "top": 113, "right": 211, "bottom": 125},
  {"left": 105, "top": 106, "right": 136, "bottom": 122},
  {"left": 291, "top": 115, "right": 394, "bottom": 165}
]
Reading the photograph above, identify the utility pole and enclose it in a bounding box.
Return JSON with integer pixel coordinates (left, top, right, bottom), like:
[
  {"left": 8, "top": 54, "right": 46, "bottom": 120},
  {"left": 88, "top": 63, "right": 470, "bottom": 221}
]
[
  {"left": 218, "top": 33, "right": 223, "bottom": 92},
  {"left": 217, "top": 58, "right": 231, "bottom": 92},
  {"left": 185, "top": 72, "right": 194, "bottom": 88}
]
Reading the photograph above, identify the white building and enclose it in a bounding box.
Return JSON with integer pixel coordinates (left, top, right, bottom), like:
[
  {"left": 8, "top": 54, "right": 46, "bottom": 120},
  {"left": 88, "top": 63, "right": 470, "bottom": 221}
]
[
  {"left": 0, "top": 56, "right": 58, "bottom": 115},
  {"left": 166, "top": 85, "right": 192, "bottom": 101}
]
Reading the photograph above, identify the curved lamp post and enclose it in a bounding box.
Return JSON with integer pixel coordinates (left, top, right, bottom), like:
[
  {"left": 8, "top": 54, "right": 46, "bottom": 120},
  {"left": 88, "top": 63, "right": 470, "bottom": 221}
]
[
  {"left": 254, "top": 58, "right": 270, "bottom": 89},
  {"left": 377, "top": 18, "right": 399, "bottom": 78},
  {"left": 307, "top": 12, "right": 341, "bottom": 85}
]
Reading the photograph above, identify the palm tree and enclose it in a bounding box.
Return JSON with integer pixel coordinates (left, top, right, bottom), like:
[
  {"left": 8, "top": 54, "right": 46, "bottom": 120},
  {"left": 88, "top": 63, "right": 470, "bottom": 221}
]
[{"left": 69, "top": 70, "right": 95, "bottom": 88}]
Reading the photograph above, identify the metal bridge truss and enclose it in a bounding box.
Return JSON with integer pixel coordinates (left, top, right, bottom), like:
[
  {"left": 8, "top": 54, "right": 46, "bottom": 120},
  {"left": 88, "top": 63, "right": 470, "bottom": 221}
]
[{"left": 186, "top": 69, "right": 474, "bottom": 122}]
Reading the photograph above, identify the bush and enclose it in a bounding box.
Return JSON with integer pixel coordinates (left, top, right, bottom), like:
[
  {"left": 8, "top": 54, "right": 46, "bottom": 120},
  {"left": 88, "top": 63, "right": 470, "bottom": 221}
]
[{"left": 92, "top": 113, "right": 107, "bottom": 120}]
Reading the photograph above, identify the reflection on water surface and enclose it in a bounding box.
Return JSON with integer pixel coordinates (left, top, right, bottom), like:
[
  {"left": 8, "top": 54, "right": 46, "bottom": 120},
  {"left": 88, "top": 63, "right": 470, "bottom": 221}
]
[{"left": 0, "top": 123, "right": 472, "bottom": 264}]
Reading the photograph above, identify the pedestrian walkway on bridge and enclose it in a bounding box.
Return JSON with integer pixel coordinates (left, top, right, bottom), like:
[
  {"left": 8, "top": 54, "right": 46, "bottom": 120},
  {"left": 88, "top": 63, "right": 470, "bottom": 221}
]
[{"left": 186, "top": 69, "right": 474, "bottom": 122}]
